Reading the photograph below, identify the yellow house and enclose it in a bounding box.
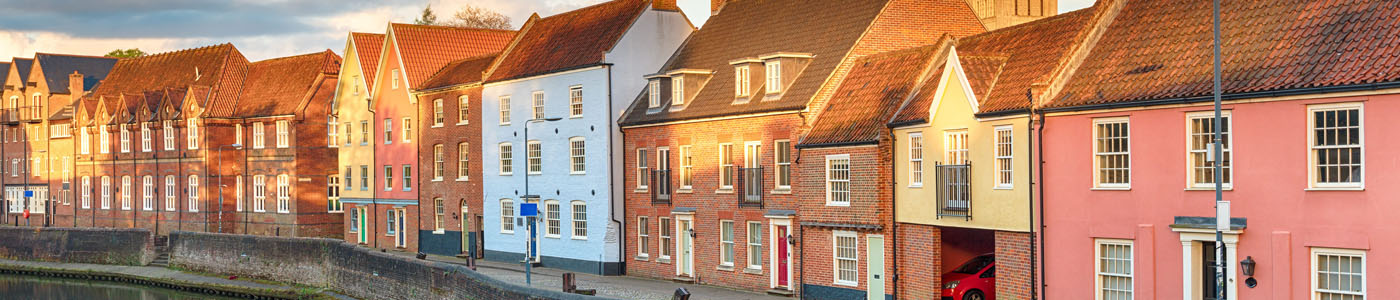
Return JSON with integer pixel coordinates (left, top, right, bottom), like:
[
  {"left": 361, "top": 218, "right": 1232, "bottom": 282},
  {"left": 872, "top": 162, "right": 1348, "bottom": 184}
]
[
  {"left": 886, "top": 7, "right": 1103, "bottom": 298},
  {"left": 334, "top": 32, "right": 384, "bottom": 245}
]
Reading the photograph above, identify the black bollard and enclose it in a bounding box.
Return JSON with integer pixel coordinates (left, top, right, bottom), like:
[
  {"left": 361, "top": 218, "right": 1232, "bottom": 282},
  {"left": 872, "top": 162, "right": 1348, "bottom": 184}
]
[{"left": 672, "top": 287, "right": 691, "bottom": 300}]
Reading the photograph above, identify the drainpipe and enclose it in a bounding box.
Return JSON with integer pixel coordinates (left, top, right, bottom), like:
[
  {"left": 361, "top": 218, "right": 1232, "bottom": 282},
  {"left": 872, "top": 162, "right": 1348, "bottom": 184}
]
[
  {"left": 1036, "top": 107, "right": 1048, "bottom": 298},
  {"left": 369, "top": 98, "right": 378, "bottom": 249},
  {"left": 889, "top": 130, "right": 899, "bottom": 299},
  {"left": 606, "top": 65, "right": 625, "bottom": 274},
  {"left": 1027, "top": 90, "right": 1038, "bottom": 300}
]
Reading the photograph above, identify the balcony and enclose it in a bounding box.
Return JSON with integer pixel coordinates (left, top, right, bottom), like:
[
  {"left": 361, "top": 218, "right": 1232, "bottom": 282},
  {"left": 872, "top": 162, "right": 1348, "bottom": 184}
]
[
  {"left": 7, "top": 106, "right": 42, "bottom": 123},
  {"left": 737, "top": 167, "right": 763, "bottom": 207},
  {"left": 650, "top": 169, "right": 671, "bottom": 204},
  {"left": 936, "top": 162, "right": 971, "bottom": 220}
]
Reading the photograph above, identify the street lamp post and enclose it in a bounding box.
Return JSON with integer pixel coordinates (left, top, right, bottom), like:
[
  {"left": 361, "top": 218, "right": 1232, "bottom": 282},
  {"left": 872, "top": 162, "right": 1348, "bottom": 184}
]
[
  {"left": 521, "top": 117, "right": 560, "bottom": 286},
  {"left": 216, "top": 143, "right": 243, "bottom": 234},
  {"left": 1211, "top": 0, "right": 1229, "bottom": 298}
]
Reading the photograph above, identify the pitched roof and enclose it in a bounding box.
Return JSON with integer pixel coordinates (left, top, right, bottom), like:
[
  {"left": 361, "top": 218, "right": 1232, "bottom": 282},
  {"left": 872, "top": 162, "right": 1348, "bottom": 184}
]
[
  {"left": 419, "top": 54, "right": 498, "bottom": 90},
  {"left": 33, "top": 53, "right": 119, "bottom": 93},
  {"left": 91, "top": 44, "right": 247, "bottom": 100},
  {"left": 387, "top": 23, "right": 515, "bottom": 88},
  {"left": 800, "top": 46, "right": 941, "bottom": 147},
  {"left": 1050, "top": 0, "right": 1400, "bottom": 110},
  {"left": 11, "top": 58, "right": 33, "bottom": 83},
  {"left": 0, "top": 62, "right": 9, "bottom": 87},
  {"left": 234, "top": 50, "right": 341, "bottom": 117},
  {"left": 618, "top": 0, "right": 985, "bottom": 126},
  {"left": 889, "top": 7, "right": 1099, "bottom": 124},
  {"left": 350, "top": 32, "right": 385, "bottom": 91},
  {"left": 484, "top": 0, "right": 650, "bottom": 82}
]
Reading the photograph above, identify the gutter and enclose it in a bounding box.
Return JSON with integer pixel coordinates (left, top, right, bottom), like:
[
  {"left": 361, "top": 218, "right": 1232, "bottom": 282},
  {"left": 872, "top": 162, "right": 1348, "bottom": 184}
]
[
  {"left": 974, "top": 108, "right": 1031, "bottom": 119},
  {"left": 791, "top": 140, "right": 877, "bottom": 150},
  {"left": 1041, "top": 81, "right": 1400, "bottom": 114}
]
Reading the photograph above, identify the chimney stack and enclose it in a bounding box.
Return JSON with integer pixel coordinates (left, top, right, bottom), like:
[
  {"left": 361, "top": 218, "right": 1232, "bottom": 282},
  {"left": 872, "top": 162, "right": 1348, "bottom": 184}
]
[
  {"left": 652, "top": 0, "right": 679, "bottom": 11},
  {"left": 712, "top": 0, "right": 726, "bottom": 15},
  {"left": 68, "top": 71, "right": 85, "bottom": 96}
]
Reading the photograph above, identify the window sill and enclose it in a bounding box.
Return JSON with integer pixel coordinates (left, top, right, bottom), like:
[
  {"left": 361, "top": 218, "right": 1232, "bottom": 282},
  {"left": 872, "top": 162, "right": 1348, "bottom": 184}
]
[
  {"left": 770, "top": 188, "right": 791, "bottom": 195},
  {"left": 431, "top": 179, "right": 443, "bottom": 182},
  {"left": 1184, "top": 187, "right": 1233, "bottom": 191},
  {"left": 825, "top": 202, "right": 850, "bottom": 207},
  {"left": 455, "top": 178, "right": 470, "bottom": 182},
  {"left": 635, "top": 188, "right": 648, "bottom": 193},
  {"left": 715, "top": 188, "right": 734, "bottom": 194},
  {"left": 908, "top": 184, "right": 923, "bottom": 189},
  {"left": 717, "top": 265, "right": 735, "bottom": 272},
  {"left": 569, "top": 115, "right": 583, "bottom": 119},
  {"left": 432, "top": 230, "right": 445, "bottom": 235},
  {"left": 499, "top": 123, "right": 510, "bottom": 126},
  {"left": 499, "top": 173, "right": 513, "bottom": 176},
  {"left": 571, "top": 236, "right": 587, "bottom": 241},
  {"left": 1090, "top": 187, "right": 1131, "bottom": 191},
  {"left": 570, "top": 172, "right": 586, "bottom": 176},
  {"left": 431, "top": 125, "right": 443, "bottom": 128},
  {"left": 743, "top": 267, "right": 763, "bottom": 275},
  {"left": 834, "top": 281, "right": 858, "bottom": 287},
  {"left": 1305, "top": 187, "right": 1364, "bottom": 191},
  {"left": 456, "top": 122, "right": 469, "bottom": 126},
  {"left": 657, "top": 257, "right": 672, "bottom": 264},
  {"left": 635, "top": 256, "right": 650, "bottom": 262},
  {"left": 992, "top": 186, "right": 1013, "bottom": 190},
  {"left": 676, "top": 188, "right": 693, "bottom": 194},
  {"left": 545, "top": 235, "right": 561, "bottom": 239},
  {"left": 501, "top": 231, "right": 514, "bottom": 235}
]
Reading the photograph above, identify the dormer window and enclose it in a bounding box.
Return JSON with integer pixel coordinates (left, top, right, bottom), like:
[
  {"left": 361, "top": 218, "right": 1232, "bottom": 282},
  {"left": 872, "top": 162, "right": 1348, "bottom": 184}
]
[
  {"left": 671, "top": 77, "right": 685, "bottom": 106},
  {"left": 391, "top": 69, "right": 400, "bottom": 89},
  {"left": 765, "top": 61, "right": 782, "bottom": 94},
  {"left": 735, "top": 66, "right": 751, "bottom": 96},
  {"left": 648, "top": 79, "right": 661, "bottom": 108}
]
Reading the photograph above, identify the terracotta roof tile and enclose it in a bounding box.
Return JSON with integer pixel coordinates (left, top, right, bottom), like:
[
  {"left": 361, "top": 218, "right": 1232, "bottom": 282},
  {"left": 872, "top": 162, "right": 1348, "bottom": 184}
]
[
  {"left": 484, "top": 0, "right": 650, "bottom": 82},
  {"left": 388, "top": 23, "right": 515, "bottom": 88},
  {"left": 1051, "top": 0, "right": 1400, "bottom": 109},
  {"left": 91, "top": 44, "right": 247, "bottom": 102},
  {"left": 234, "top": 50, "right": 341, "bottom": 117},
  {"left": 34, "top": 53, "right": 118, "bottom": 93},
  {"left": 619, "top": 0, "right": 985, "bottom": 126},
  {"left": 351, "top": 32, "right": 385, "bottom": 91},
  {"left": 800, "top": 45, "right": 941, "bottom": 146},
  {"left": 419, "top": 54, "right": 497, "bottom": 90}
]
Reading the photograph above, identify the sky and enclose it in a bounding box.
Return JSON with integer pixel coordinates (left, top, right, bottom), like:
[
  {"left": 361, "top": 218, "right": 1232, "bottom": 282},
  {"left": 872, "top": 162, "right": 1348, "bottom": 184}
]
[{"left": 0, "top": 0, "right": 1095, "bottom": 62}]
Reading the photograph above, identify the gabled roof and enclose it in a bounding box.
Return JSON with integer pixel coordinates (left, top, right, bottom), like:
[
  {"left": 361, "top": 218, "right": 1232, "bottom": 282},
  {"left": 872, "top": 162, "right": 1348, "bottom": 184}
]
[
  {"left": 33, "top": 53, "right": 119, "bottom": 94},
  {"left": 888, "top": 6, "right": 1100, "bottom": 124},
  {"left": 350, "top": 32, "right": 385, "bottom": 91},
  {"left": 386, "top": 23, "right": 515, "bottom": 88},
  {"left": 1050, "top": 0, "right": 1400, "bottom": 110},
  {"left": 483, "top": 0, "right": 650, "bottom": 82},
  {"left": 419, "top": 54, "right": 498, "bottom": 91},
  {"left": 11, "top": 58, "right": 34, "bottom": 84},
  {"left": 618, "top": 0, "right": 985, "bottom": 126},
  {"left": 800, "top": 45, "right": 942, "bottom": 147},
  {"left": 91, "top": 44, "right": 247, "bottom": 100},
  {"left": 0, "top": 62, "right": 10, "bottom": 87},
  {"left": 234, "top": 50, "right": 342, "bottom": 117}
]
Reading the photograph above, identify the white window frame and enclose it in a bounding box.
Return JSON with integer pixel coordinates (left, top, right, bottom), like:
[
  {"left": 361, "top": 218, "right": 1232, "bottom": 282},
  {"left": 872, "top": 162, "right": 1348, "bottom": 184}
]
[
  {"left": 236, "top": 175, "right": 244, "bottom": 212},
  {"left": 1094, "top": 238, "right": 1134, "bottom": 300},
  {"left": 499, "top": 95, "right": 511, "bottom": 125},
  {"left": 163, "top": 121, "right": 175, "bottom": 150},
  {"left": 1092, "top": 117, "right": 1131, "bottom": 189},
  {"left": 636, "top": 148, "right": 649, "bottom": 190},
  {"left": 775, "top": 140, "right": 791, "bottom": 190},
  {"left": 120, "top": 124, "right": 131, "bottom": 153},
  {"left": 670, "top": 76, "right": 684, "bottom": 106},
  {"left": 1311, "top": 247, "right": 1366, "bottom": 299},
  {"left": 141, "top": 124, "right": 152, "bottom": 152},
  {"left": 735, "top": 66, "right": 750, "bottom": 97},
  {"left": 432, "top": 98, "right": 444, "bottom": 127},
  {"left": 80, "top": 127, "right": 90, "bottom": 154},
  {"left": 765, "top": 60, "right": 782, "bottom": 94},
  {"left": 457, "top": 95, "right": 470, "bottom": 125},
  {"left": 1307, "top": 103, "right": 1364, "bottom": 190},
  {"left": 500, "top": 199, "right": 515, "bottom": 233},
  {"left": 569, "top": 85, "right": 583, "bottom": 118},
  {"left": 679, "top": 145, "right": 693, "bottom": 189},
  {"left": 121, "top": 176, "right": 132, "bottom": 210},
  {"left": 825, "top": 154, "right": 851, "bottom": 206},
  {"left": 252, "top": 175, "right": 266, "bottom": 212},
  {"left": 328, "top": 116, "right": 338, "bottom": 147},
  {"left": 908, "top": 132, "right": 924, "bottom": 187},
  {"left": 648, "top": 79, "right": 661, "bottom": 108},
  {"left": 432, "top": 144, "right": 444, "bottom": 180},
  {"left": 531, "top": 91, "right": 545, "bottom": 120},
  {"left": 251, "top": 122, "right": 265, "bottom": 149},
  {"left": 457, "top": 142, "right": 470, "bottom": 181},
  {"left": 637, "top": 216, "right": 650, "bottom": 258},
  {"left": 383, "top": 118, "right": 392, "bottom": 144},
  {"left": 1186, "top": 111, "right": 1233, "bottom": 189},
  {"left": 99, "top": 125, "right": 110, "bottom": 154},
  {"left": 659, "top": 217, "right": 672, "bottom": 259},
  {"left": 569, "top": 137, "right": 586, "bottom": 174},
  {"left": 101, "top": 176, "right": 111, "bottom": 209},
  {"left": 944, "top": 129, "right": 968, "bottom": 164},
  {"left": 276, "top": 174, "right": 290, "bottom": 213},
  {"left": 718, "top": 143, "right": 734, "bottom": 189},
  {"left": 164, "top": 175, "right": 176, "bottom": 211},
  {"left": 746, "top": 221, "right": 762, "bottom": 270},
  {"left": 186, "top": 119, "right": 199, "bottom": 150},
  {"left": 141, "top": 175, "right": 153, "bottom": 211},
  {"left": 994, "top": 125, "right": 1014, "bottom": 189},
  {"left": 235, "top": 123, "right": 243, "bottom": 146},
  {"left": 383, "top": 165, "right": 393, "bottom": 191},
  {"left": 276, "top": 120, "right": 289, "bottom": 148},
  {"left": 433, "top": 198, "right": 445, "bottom": 232},
  {"left": 526, "top": 140, "right": 542, "bottom": 175},
  {"left": 402, "top": 164, "right": 412, "bottom": 191},
  {"left": 187, "top": 175, "right": 199, "bottom": 212},
  {"left": 570, "top": 200, "right": 587, "bottom": 240},
  {"left": 401, "top": 117, "right": 412, "bottom": 143},
  {"left": 833, "top": 230, "right": 858, "bottom": 286},
  {"left": 81, "top": 176, "right": 91, "bottom": 209},
  {"left": 499, "top": 143, "right": 513, "bottom": 175},
  {"left": 543, "top": 199, "right": 560, "bottom": 238},
  {"left": 719, "top": 220, "right": 735, "bottom": 267},
  {"left": 390, "top": 69, "right": 400, "bottom": 89}
]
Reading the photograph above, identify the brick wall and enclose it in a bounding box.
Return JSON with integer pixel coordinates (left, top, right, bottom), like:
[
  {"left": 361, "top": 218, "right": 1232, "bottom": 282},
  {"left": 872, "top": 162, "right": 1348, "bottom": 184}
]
[
  {"left": 797, "top": 143, "right": 896, "bottom": 300},
  {"left": 995, "top": 230, "right": 1032, "bottom": 300},
  {"left": 169, "top": 231, "right": 599, "bottom": 300},
  {"left": 0, "top": 227, "right": 154, "bottom": 265},
  {"left": 415, "top": 86, "right": 483, "bottom": 256},
  {"left": 896, "top": 223, "right": 941, "bottom": 299},
  {"left": 622, "top": 113, "right": 803, "bottom": 293}
]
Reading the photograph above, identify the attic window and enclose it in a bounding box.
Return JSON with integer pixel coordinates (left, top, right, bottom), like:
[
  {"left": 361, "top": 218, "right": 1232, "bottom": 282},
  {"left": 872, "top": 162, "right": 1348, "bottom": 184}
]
[
  {"left": 671, "top": 77, "right": 684, "bottom": 106},
  {"left": 735, "top": 66, "right": 751, "bottom": 97},
  {"left": 648, "top": 79, "right": 661, "bottom": 108},
  {"left": 391, "top": 69, "right": 400, "bottom": 89},
  {"left": 765, "top": 61, "right": 782, "bottom": 94}
]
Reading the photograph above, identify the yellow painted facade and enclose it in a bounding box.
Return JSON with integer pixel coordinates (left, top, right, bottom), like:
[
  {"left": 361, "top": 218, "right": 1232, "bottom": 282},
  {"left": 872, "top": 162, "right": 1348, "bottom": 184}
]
[
  {"left": 893, "top": 53, "right": 1032, "bottom": 233},
  {"left": 335, "top": 36, "right": 377, "bottom": 201}
]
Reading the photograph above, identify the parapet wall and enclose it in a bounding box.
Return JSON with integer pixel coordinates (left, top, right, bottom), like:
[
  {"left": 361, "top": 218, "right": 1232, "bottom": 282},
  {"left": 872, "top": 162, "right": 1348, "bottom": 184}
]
[
  {"left": 169, "top": 231, "right": 603, "bottom": 300},
  {"left": 0, "top": 227, "right": 154, "bottom": 266}
]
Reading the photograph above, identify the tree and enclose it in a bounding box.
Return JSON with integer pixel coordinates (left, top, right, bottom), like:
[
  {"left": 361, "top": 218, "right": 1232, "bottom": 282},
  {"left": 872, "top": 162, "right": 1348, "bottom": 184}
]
[
  {"left": 446, "top": 4, "right": 512, "bottom": 30},
  {"left": 104, "top": 48, "right": 146, "bottom": 58},
  {"left": 414, "top": 4, "right": 438, "bottom": 25}
]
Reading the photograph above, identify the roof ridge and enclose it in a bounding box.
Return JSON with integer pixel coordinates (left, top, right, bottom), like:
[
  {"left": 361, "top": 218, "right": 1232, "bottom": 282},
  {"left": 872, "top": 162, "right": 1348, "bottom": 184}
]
[
  {"left": 390, "top": 22, "right": 518, "bottom": 33},
  {"left": 35, "top": 52, "right": 118, "bottom": 60}
]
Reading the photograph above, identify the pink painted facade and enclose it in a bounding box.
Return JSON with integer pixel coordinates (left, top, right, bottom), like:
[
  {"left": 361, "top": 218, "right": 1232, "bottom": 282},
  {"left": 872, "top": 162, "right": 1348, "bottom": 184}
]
[
  {"left": 370, "top": 42, "right": 417, "bottom": 203},
  {"left": 1042, "top": 92, "right": 1400, "bottom": 299}
]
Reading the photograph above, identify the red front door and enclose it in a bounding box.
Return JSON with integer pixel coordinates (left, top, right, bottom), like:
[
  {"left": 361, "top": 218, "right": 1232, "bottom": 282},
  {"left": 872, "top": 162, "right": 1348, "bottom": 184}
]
[{"left": 777, "top": 225, "right": 789, "bottom": 287}]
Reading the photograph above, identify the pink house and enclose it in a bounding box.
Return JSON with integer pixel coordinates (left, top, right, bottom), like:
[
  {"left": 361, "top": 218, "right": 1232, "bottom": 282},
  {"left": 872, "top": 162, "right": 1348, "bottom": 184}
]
[{"left": 1039, "top": 0, "right": 1400, "bottom": 299}]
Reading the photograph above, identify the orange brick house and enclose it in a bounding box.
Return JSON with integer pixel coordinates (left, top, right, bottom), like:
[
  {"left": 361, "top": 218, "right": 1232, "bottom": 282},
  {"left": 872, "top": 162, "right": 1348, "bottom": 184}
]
[{"left": 618, "top": 0, "right": 984, "bottom": 296}]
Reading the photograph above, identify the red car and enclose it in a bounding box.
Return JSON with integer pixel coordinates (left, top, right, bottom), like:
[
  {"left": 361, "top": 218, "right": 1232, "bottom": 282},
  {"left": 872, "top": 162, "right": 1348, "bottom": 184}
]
[{"left": 942, "top": 254, "right": 996, "bottom": 300}]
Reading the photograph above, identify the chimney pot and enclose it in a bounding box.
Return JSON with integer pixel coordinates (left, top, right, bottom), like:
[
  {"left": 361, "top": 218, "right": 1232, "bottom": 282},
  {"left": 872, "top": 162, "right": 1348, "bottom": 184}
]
[{"left": 69, "top": 71, "right": 85, "bottom": 96}]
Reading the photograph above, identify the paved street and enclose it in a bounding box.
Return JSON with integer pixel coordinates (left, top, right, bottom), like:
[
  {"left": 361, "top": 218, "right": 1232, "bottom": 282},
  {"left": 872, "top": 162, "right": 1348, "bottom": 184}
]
[{"left": 413, "top": 253, "right": 789, "bottom": 300}]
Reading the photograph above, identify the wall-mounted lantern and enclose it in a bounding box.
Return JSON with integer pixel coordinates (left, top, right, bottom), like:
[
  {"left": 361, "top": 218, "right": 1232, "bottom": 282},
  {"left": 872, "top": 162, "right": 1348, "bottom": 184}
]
[{"left": 1241, "top": 256, "right": 1257, "bottom": 288}]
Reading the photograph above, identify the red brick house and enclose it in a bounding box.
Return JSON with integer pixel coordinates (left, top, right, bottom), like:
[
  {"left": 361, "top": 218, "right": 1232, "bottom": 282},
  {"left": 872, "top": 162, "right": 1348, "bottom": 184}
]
[
  {"left": 412, "top": 54, "right": 496, "bottom": 257},
  {"left": 617, "top": 0, "right": 983, "bottom": 295}
]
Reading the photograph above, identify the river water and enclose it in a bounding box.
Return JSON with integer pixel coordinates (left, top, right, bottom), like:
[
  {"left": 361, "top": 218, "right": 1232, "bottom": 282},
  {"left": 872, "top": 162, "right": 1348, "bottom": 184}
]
[{"left": 0, "top": 274, "right": 239, "bottom": 300}]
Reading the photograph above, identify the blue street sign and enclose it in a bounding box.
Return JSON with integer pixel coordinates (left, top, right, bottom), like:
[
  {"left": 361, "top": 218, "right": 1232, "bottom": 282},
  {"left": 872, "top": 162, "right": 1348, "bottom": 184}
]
[
  {"left": 23, "top": 191, "right": 33, "bottom": 198},
  {"left": 520, "top": 203, "right": 538, "bottom": 217}
]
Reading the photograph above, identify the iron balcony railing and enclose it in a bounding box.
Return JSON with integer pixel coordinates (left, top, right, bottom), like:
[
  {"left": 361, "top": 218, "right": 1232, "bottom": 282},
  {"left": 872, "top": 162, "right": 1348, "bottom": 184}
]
[
  {"left": 936, "top": 161, "right": 971, "bottom": 220},
  {"left": 737, "top": 167, "right": 763, "bottom": 207},
  {"left": 650, "top": 169, "right": 672, "bottom": 204}
]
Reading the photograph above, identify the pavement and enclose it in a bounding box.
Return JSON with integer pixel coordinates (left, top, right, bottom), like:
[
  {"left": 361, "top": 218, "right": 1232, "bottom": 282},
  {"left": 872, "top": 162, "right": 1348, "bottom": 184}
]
[
  {"left": 404, "top": 253, "right": 791, "bottom": 300},
  {"left": 0, "top": 259, "right": 352, "bottom": 299}
]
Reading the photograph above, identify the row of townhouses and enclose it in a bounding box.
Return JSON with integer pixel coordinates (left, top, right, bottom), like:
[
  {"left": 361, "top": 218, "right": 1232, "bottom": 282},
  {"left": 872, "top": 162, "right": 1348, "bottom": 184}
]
[{"left": 5, "top": 0, "right": 1398, "bottom": 299}]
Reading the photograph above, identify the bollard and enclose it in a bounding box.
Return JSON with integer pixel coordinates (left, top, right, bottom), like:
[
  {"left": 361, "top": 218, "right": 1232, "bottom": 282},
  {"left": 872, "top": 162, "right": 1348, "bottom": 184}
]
[
  {"left": 672, "top": 287, "right": 691, "bottom": 300},
  {"left": 562, "top": 272, "right": 576, "bottom": 293},
  {"left": 416, "top": 252, "right": 427, "bottom": 260},
  {"left": 465, "top": 255, "right": 477, "bottom": 271}
]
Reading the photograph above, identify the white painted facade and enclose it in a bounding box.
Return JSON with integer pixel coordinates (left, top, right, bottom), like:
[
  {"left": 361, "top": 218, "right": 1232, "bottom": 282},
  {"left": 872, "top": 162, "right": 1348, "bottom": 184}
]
[{"left": 480, "top": 7, "right": 692, "bottom": 274}]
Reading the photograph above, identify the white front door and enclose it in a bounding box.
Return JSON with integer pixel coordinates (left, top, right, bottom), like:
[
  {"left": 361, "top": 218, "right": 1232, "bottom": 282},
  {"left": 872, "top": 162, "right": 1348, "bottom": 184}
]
[
  {"left": 867, "top": 235, "right": 885, "bottom": 300},
  {"left": 676, "top": 215, "right": 694, "bottom": 277}
]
